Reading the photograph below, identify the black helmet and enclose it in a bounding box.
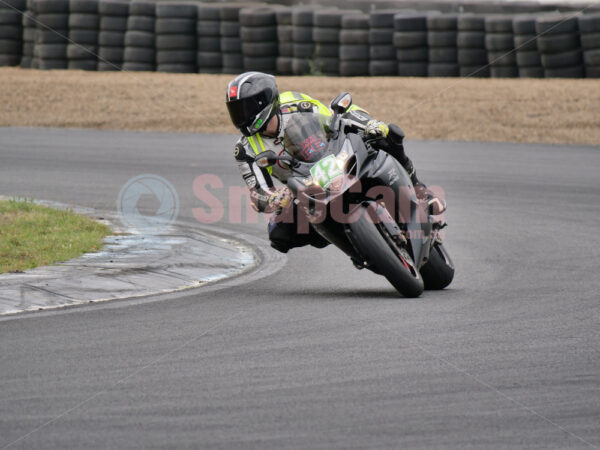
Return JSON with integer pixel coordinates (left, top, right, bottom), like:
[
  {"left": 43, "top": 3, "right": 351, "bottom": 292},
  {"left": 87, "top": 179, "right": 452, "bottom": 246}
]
[{"left": 226, "top": 72, "right": 279, "bottom": 137}]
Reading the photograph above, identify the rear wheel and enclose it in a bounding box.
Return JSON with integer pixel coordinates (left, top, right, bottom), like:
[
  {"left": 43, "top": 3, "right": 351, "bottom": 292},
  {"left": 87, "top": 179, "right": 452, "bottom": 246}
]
[
  {"left": 348, "top": 205, "right": 424, "bottom": 298},
  {"left": 420, "top": 243, "right": 455, "bottom": 290}
]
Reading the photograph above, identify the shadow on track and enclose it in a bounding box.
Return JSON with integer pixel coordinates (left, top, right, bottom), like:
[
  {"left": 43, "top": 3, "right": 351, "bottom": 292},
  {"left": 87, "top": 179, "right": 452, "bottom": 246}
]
[{"left": 274, "top": 287, "right": 460, "bottom": 300}]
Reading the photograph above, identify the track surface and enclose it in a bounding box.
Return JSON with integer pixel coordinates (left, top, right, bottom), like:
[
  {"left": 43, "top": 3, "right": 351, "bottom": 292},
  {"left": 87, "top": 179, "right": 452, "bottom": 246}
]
[{"left": 1, "top": 128, "right": 599, "bottom": 449}]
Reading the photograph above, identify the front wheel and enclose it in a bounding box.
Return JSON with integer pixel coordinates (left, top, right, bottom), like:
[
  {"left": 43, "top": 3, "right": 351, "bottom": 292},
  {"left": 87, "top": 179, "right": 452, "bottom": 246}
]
[
  {"left": 420, "top": 243, "right": 455, "bottom": 290},
  {"left": 347, "top": 205, "right": 424, "bottom": 298}
]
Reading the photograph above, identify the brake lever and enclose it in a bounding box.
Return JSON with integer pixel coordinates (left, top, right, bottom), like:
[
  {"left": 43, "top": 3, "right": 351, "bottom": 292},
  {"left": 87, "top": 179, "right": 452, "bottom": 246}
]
[
  {"left": 357, "top": 130, "right": 377, "bottom": 145},
  {"left": 361, "top": 134, "right": 383, "bottom": 148}
]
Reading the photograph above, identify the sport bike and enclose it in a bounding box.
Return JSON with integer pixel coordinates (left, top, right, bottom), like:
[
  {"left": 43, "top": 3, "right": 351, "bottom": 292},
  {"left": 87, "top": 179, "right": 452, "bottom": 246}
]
[{"left": 254, "top": 93, "right": 454, "bottom": 297}]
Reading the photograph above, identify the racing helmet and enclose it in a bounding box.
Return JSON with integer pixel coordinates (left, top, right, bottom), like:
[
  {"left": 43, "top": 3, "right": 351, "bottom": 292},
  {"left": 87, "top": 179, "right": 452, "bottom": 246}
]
[{"left": 226, "top": 72, "right": 279, "bottom": 137}]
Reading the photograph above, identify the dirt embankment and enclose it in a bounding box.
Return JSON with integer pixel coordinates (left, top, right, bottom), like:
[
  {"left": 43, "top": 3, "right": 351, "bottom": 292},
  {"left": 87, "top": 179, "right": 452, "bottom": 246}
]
[{"left": 0, "top": 67, "right": 599, "bottom": 145}]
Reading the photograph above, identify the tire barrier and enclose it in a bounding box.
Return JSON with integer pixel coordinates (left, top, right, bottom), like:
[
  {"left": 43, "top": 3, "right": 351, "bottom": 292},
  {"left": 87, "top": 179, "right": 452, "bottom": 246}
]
[
  {"left": 291, "top": 6, "right": 317, "bottom": 75},
  {"left": 155, "top": 3, "right": 196, "bottom": 73},
  {"left": 20, "top": 0, "right": 35, "bottom": 68},
  {"left": 97, "top": 0, "right": 128, "bottom": 71},
  {"left": 219, "top": 4, "right": 243, "bottom": 74},
  {"left": 196, "top": 4, "right": 220, "bottom": 73},
  {"left": 457, "top": 14, "right": 489, "bottom": 77},
  {"left": 579, "top": 13, "right": 600, "bottom": 78},
  {"left": 513, "top": 16, "right": 544, "bottom": 78},
  {"left": 27, "top": 0, "right": 39, "bottom": 67},
  {"left": 313, "top": 9, "right": 343, "bottom": 76},
  {"left": 427, "top": 14, "right": 459, "bottom": 77},
  {"left": 394, "top": 13, "right": 429, "bottom": 77},
  {"left": 485, "top": 15, "right": 518, "bottom": 77},
  {"left": 67, "top": 0, "right": 98, "bottom": 71},
  {"left": 339, "top": 12, "right": 369, "bottom": 76},
  {"left": 536, "top": 15, "right": 584, "bottom": 78},
  {"left": 275, "top": 7, "right": 292, "bottom": 75},
  {"left": 240, "top": 6, "right": 277, "bottom": 73},
  {"left": 9, "top": 2, "right": 599, "bottom": 78},
  {"left": 34, "top": 0, "right": 69, "bottom": 69},
  {"left": 122, "top": 1, "right": 155, "bottom": 71},
  {"left": 0, "top": 0, "right": 25, "bottom": 67},
  {"left": 369, "top": 10, "right": 398, "bottom": 76}
]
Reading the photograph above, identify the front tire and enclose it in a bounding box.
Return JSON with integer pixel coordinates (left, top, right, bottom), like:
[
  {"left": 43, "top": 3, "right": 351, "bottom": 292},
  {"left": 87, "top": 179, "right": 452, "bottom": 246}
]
[
  {"left": 420, "top": 243, "right": 455, "bottom": 290},
  {"left": 348, "top": 205, "right": 424, "bottom": 298}
]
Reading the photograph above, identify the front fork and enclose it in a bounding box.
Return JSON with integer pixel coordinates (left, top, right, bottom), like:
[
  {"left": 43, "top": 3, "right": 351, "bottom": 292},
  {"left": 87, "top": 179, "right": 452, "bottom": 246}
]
[{"left": 366, "top": 153, "right": 434, "bottom": 268}]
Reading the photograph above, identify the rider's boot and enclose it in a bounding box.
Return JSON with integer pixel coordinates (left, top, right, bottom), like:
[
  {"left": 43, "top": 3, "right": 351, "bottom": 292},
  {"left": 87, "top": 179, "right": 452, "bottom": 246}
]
[
  {"left": 407, "top": 163, "right": 446, "bottom": 216},
  {"left": 384, "top": 124, "right": 446, "bottom": 215}
]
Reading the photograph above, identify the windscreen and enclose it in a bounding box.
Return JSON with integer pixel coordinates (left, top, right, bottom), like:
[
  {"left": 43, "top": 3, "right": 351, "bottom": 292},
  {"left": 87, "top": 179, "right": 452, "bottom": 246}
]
[{"left": 283, "top": 113, "right": 331, "bottom": 163}]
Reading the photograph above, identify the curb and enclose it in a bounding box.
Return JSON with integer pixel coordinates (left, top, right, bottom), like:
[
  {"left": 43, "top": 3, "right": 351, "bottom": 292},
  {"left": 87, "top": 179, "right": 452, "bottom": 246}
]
[{"left": 0, "top": 199, "right": 260, "bottom": 315}]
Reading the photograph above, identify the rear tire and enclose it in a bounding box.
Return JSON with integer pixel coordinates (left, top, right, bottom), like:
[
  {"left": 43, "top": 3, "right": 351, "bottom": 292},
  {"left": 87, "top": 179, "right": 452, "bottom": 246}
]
[
  {"left": 420, "top": 243, "right": 455, "bottom": 290},
  {"left": 348, "top": 205, "right": 424, "bottom": 298}
]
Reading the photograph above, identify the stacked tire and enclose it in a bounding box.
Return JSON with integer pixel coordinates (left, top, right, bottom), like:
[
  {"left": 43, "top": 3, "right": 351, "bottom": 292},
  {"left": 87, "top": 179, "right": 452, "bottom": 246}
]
[
  {"left": 313, "top": 9, "right": 342, "bottom": 76},
  {"left": 0, "top": 0, "right": 25, "bottom": 67},
  {"left": 536, "top": 15, "right": 583, "bottom": 78},
  {"left": 485, "top": 15, "right": 517, "bottom": 78},
  {"left": 122, "top": 1, "right": 156, "bottom": 72},
  {"left": 68, "top": 0, "right": 99, "bottom": 71},
  {"left": 394, "top": 14, "right": 428, "bottom": 77},
  {"left": 275, "top": 8, "right": 292, "bottom": 75},
  {"left": 339, "top": 12, "right": 369, "bottom": 76},
  {"left": 580, "top": 13, "right": 600, "bottom": 78},
  {"left": 21, "top": 0, "right": 36, "bottom": 67},
  {"left": 512, "top": 16, "right": 544, "bottom": 78},
  {"left": 292, "top": 7, "right": 316, "bottom": 75},
  {"left": 220, "top": 5, "right": 243, "bottom": 74},
  {"left": 369, "top": 10, "right": 397, "bottom": 76},
  {"left": 196, "top": 4, "right": 221, "bottom": 73},
  {"left": 35, "top": 0, "right": 70, "bottom": 69},
  {"left": 427, "top": 14, "right": 459, "bottom": 77},
  {"left": 155, "top": 3, "right": 196, "bottom": 73},
  {"left": 97, "top": 0, "right": 128, "bottom": 71},
  {"left": 240, "top": 7, "right": 277, "bottom": 74},
  {"left": 457, "top": 14, "right": 489, "bottom": 77}
]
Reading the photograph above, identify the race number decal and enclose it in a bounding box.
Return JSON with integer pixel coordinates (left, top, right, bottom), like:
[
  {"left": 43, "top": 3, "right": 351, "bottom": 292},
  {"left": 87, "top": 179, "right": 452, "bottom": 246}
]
[{"left": 310, "top": 155, "right": 343, "bottom": 188}]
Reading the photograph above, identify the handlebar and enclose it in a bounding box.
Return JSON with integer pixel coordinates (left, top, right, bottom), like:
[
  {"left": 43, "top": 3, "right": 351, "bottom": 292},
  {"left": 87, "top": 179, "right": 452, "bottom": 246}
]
[{"left": 254, "top": 121, "right": 380, "bottom": 169}]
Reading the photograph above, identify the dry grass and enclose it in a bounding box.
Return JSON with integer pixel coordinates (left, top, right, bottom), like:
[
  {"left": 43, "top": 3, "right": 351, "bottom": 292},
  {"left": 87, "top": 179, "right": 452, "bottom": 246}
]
[{"left": 1, "top": 67, "right": 599, "bottom": 145}]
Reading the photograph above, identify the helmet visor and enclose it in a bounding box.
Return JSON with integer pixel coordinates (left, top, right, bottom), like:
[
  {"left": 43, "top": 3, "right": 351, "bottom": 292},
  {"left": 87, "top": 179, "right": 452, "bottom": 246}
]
[{"left": 226, "top": 91, "right": 271, "bottom": 131}]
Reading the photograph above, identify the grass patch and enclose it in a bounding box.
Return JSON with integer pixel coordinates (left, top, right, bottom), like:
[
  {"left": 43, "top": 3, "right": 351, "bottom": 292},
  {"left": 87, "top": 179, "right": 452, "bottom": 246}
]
[{"left": 0, "top": 199, "right": 111, "bottom": 274}]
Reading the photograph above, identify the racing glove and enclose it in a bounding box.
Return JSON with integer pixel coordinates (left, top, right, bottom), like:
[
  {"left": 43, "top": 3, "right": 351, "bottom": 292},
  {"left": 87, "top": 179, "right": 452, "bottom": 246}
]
[
  {"left": 365, "top": 120, "right": 390, "bottom": 139},
  {"left": 266, "top": 186, "right": 293, "bottom": 212}
]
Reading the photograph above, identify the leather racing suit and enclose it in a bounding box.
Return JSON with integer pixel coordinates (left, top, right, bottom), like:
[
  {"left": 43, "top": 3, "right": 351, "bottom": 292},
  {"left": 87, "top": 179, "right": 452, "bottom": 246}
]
[{"left": 233, "top": 91, "right": 420, "bottom": 253}]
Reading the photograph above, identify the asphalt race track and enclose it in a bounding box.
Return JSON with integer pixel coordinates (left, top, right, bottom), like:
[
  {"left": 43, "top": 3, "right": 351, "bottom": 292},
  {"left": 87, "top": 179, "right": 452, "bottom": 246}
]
[{"left": 1, "top": 128, "right": 599, "bottom": 449}]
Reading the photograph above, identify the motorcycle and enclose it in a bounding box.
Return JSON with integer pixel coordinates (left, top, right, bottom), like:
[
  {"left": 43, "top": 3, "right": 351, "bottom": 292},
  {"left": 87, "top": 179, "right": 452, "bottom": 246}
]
[{"left": 254, "top": 93, "right": 454, "bottom": 297}]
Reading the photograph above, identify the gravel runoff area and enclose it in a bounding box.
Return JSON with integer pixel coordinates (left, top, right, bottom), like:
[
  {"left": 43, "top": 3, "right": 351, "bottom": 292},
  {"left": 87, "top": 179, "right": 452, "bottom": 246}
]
[{"left": 1, "top": 68, "right": 599, "bottom": 146}]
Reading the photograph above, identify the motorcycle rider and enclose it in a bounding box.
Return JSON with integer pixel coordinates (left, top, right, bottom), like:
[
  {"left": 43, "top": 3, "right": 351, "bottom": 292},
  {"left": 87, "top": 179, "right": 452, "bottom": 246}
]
[{"left": 225, "top": 71, "right": 445, "bottom": 253}]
